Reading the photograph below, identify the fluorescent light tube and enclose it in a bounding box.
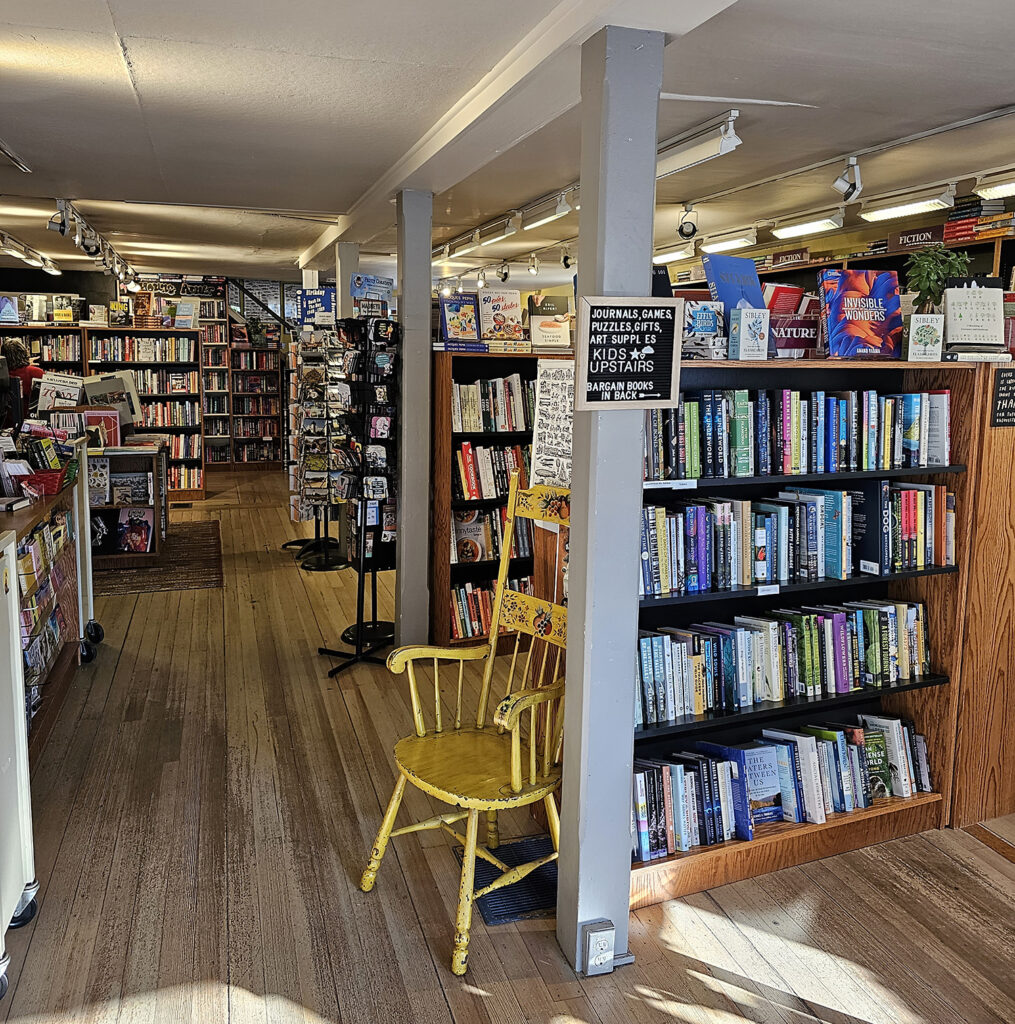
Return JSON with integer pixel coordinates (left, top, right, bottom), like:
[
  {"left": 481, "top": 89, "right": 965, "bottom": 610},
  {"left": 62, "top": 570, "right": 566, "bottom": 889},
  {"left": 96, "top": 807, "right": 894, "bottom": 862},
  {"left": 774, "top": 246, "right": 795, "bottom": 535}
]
[
  {"left": 21, "top": 252, "right": 43, "bottom": 267},
  {"left": 652, "top": 245, "right": 695, "bottom": 265},
  {"left": 523, "top": 195, "right": 572, "bottom": 231},
  {"left": 42, "top": 260, "right": 61, "bottom": 276},
  {"left": 480, "top": 213, "right": 521, "bottom": 246},
  {"left": 657, "top": 110, "right": 741, "bottom": 180},
  {"left": 771, "top": 211, "right": 844, "bottom": 239},
  {"left": 452, "top": 230, "right": 482, "bottom": 257},
  {"left": 859, "top": 185, "right": 955, "bottom": 222},
  {"left": 974, "top": 171, "right": 1015, "bottom": 200},
  {"left": 700, "top": 228, "right": 756, "bottom": 253}
]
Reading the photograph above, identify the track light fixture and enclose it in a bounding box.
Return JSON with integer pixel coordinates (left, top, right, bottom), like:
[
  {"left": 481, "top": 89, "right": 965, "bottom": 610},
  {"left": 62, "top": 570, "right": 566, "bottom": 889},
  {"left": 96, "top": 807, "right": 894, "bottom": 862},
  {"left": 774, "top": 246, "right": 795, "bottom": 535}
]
[
  {"left": 771, "top": 208, "right": 844, "bottom": 240},
  {"left": 42, "top": 259, "right": 61, "bottom": 276},
  {"left": 700, "top": 227, "right": 757, "bottom": 254},
  {"left": 440, "top": 280, "right": 452, "bottom": 297},
  {"left": 831, "top": 157, "right": 863, "bottom": 201},
  {"left": 480, "top": 212, "right": 521, "bottom": 246},
  {"left": 57, "top": 199, "right": 137, "bottom": 284},
  {"left": 126, "top": 278, "right": 141, "bottom": 293},
  {"left": 476, "top": 270, "right": 487, "bottom": 288},
  {"left": 677, "top": 204, "right": 698, "bottom": 240},
  {"left": 656, "top": 110, "right": 741, "bottom": 179},
  {"left": 455, "top": 278, "right": 464, "bottom": 293},
  {"left": 859, "top": 183, "right": 955, "bottom": 222},
  {"left": 974, "top": 169, "right": 1015, "bottom": 200},
  {"left": 523, "top": 194, "right": 572, "bottom": 231},
  {"left": 561, "top": 245, "right": 573, "bottom": 270},
  {"left": 497, "top": 264, "right": 509, "bottom": 283},
  {"left": 527, "top": 254, "right": 539, "bottom": 275}
]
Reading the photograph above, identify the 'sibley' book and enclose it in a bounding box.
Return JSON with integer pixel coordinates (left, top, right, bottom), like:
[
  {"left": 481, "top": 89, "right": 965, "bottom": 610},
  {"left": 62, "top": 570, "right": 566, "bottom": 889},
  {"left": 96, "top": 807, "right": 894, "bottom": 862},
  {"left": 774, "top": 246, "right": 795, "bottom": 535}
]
[{"left": 819, "top": 269, "right": 903, "bottom": 359}]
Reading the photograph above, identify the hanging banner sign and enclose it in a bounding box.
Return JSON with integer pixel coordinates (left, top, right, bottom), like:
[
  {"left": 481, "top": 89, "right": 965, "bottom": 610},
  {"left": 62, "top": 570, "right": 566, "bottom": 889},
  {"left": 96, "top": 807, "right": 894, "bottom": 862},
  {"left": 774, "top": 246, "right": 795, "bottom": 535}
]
[
  {"left": 298, "top": 287, "right": 336, "bottom": 328},
  {"left": 574, "top": 296, "right": 682, "bottom": 411}
]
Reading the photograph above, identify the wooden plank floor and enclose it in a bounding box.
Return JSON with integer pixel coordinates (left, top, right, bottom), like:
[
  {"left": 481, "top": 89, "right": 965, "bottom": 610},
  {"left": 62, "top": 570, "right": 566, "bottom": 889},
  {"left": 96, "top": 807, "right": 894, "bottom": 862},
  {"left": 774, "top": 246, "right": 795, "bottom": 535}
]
[{"left": 4, "top": 469, "right": 1015, "bottom": 1024}]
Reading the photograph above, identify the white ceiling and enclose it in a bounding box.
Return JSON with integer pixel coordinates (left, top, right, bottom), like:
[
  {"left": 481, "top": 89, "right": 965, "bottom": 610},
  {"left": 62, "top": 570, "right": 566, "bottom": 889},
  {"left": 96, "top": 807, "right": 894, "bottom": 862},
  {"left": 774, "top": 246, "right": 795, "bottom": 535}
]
[{"left": 2, "top": 0, "right": 1015, "bottom": 283}]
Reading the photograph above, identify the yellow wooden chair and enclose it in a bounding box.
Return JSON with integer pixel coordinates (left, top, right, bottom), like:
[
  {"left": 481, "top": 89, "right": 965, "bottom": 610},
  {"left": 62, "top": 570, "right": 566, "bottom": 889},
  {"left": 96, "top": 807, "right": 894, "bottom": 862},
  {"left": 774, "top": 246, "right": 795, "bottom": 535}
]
[{"left": 360, "top": 471, "right": 569, "bottom": 975}]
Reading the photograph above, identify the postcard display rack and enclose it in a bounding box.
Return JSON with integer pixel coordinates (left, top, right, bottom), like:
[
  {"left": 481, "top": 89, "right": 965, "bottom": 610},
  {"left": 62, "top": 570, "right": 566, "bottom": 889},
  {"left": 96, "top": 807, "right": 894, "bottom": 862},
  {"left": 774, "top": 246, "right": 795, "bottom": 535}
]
[
  {"left": 317, "top": 318, "right": 400, "bottom": 677},
  {"left": 628, "top": 359, "right": 978, "bottom": 908}
]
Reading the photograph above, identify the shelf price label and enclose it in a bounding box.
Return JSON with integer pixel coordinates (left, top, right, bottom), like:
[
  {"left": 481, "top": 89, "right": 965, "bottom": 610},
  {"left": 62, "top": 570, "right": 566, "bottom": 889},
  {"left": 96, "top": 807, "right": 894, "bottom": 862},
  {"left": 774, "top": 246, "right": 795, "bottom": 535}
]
[
  {"left": 574, "top": 296, "right": 682, "bottom": 412},
  {"left": 756, "top": 584, "right": 780, "bottom": 596}
]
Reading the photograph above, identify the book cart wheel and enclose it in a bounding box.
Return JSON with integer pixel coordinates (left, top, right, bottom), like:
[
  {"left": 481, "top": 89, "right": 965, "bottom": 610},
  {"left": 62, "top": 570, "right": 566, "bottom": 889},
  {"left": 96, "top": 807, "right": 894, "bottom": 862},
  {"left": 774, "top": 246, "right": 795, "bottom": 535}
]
[
  {"left": 85, "top": 620, "right": 104, "bottom": 644},
  {"left": 79, "top": 640, "right": 96, "bottom": 663},
  {"left": 9, "top": 898, "right": 36, "bottom": 929}
]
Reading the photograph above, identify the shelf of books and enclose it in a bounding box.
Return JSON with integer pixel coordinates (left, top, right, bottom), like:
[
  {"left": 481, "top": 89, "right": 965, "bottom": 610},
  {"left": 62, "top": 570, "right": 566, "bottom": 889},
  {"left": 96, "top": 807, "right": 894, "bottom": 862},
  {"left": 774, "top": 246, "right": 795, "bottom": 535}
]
[
  {"left": 86, "top": 444, "right": 168, "bottom": 567},
  {"left": 230, "top": 340, "right": 282, "bottom": 466},
  {"left": 0, "top": 325, "right": 84, "bottom": 373},
  {"left": 200, "top": 296, "right": 231, "bottom": 466},
  {"left": 628, "top": 357, "right": 981, "bottom": 906},
  {"left": 84, "top": 327, "right": 205, "bottom": 501}
]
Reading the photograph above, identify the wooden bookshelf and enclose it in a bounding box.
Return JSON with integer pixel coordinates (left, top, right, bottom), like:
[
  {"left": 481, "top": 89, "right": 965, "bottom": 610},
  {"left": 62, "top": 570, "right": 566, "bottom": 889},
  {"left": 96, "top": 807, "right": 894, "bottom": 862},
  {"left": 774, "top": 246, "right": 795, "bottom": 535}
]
[
  {"left": 84, "top": 326, "right": 205, "bottom": 501},
  {"left": 429, "top": 348, "right": 570, "bottom": 647},
  {"left": 630, "top": 793, "right": 942, "bottom": 908},
  {"left": 0, "top": 324, "right": 84, "bottom": 372},
  {"left": 629, "top": 359, "right": 982, "bottom": 904}
]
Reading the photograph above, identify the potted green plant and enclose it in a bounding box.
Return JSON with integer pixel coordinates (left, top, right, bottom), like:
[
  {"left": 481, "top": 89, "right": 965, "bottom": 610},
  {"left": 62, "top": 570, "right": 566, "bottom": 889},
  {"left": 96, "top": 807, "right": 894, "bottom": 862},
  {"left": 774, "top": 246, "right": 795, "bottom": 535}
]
[
  {"left": 903, "top": 244, "right": 970, "bottom": 360},
  {"left": 905, "top": 244, "right": 971, "bottom": 313}
]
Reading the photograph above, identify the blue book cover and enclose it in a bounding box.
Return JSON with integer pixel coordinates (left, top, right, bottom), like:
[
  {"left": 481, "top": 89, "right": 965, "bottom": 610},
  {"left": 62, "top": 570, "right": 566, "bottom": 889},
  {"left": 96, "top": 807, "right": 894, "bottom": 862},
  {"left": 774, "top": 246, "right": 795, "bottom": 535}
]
[
  {"left": 764, "top": 514, "right": 775, "bottom": 582},
  {"left": 901, "top": 393, "right": 921, "bottom": 467},
  {"left": 743, "top": 743, "right": 784, "bottom": 823},
  {"left": 694, "top": 743, "right": 754, "bottom": 840},
  {"left": 826, "top": 397, "right": 839, "bottom": 471},
  {"left": 696, "top": 507, "right": 709, "bottom": 593},
  {"left": 684, "top": 510, "right": 699, "bottom": 594},
  {"left": 696, "top": 626, "right": 737, "bottom": 711},
  {"left": 638, "top": 634, "right": 657, "bottom": 725},
  {"left": 838, "top": 400, "right": 849, "bottom": 468},
  {"left": 702, "top": 253, "right": 767, "bottom": 337},
  {"left": 756, "top": 739, "right": 804, "bottom": 822}
]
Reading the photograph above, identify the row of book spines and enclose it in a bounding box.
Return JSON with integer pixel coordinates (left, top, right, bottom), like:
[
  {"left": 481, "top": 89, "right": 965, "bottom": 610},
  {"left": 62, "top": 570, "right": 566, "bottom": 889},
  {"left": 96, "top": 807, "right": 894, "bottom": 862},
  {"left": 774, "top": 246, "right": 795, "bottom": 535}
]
[
  {"left": 644, "top": 389, "right": 951, "bottom": 482},
  {"left": 232, "top": 401, "right": 279, "bottom": 413},
  {"left": 453, "top": 443, "right": 530, "bottom": 501},
  {"left": 635, "top": 601, "right": 929, "bottom": 727},
  {"left": 451, "top": 509, "right": 532, "bottom": 565},
  {"left": 168, "top": 466, "right": 203, "bottom": 489},
  {"left": 233, "top": 442, "right": 280, "bottom": 461},
  {"left": 88, "top": 341, "right": 198, "bottom": 361},
  {"left": 135, "top": 373, "right": 201, "bottom": 391},
  {"left": 449, "top": 577, "right": 534, "bottom": 641},
  {"left": 233, "top": 355, "right": 280, "bottom": 369},
  {"left": 641, "top": 487, "right": 955, "bottom": 597},
  {"left": 633, "top": 715, "right": 932, "bottom": 859},
  {"left": 451, "top": 375, "right": 536, "bottom": 433},
  {"left": 38, "top": 342, "right": 81, "bottom": 359},
  {"left": 138, "top": 403, "right": 201, "bottom": 425},
  {"left": 166, "top": 437, "right": 200, "bottom": 457},
  {"left": 233, "top": 423, "right": 280, "bottom": 438}
]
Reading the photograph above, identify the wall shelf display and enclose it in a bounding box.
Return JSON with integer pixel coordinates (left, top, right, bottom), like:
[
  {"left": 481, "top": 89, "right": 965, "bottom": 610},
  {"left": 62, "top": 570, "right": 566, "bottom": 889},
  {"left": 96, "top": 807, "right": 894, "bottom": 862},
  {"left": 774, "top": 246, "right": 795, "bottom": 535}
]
[
  {"left": 430, "top": 349, "right": 571, "bottom": 646},
  {"left": 0, "top": 326, "right": 84, "bottom": 372},
  {"left": 628, "top": 358, "right": 980, "bottom": 905},
  {"left": 84, "top": 327, "right": 204, "bottom": 501}
]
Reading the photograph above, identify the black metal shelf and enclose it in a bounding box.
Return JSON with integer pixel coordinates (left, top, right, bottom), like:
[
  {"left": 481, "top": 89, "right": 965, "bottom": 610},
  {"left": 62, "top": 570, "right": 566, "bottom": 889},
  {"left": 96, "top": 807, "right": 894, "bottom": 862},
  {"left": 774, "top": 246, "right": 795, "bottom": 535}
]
[
  {"left": 451, "top": 495, "right": 510, "bottom": 509},
  {"left": 643, "top": 464, "right": 965, "bottom": 493},
  {"left": 640, "top": 564, "right": 958, "bottom": 609},
  {"left": 634, "top": 673, "right": 948, "bottom": 741}
]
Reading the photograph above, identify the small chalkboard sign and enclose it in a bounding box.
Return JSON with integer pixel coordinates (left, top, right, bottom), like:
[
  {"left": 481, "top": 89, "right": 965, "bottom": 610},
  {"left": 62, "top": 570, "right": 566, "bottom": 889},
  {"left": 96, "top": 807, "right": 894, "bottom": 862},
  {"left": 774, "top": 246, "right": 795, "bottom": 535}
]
[
  {"left": 991, "top": 367, "right": 1015, "bottom": 427},
  {"left": 574, "top": 296, "right": 682, "bottom": 411}
]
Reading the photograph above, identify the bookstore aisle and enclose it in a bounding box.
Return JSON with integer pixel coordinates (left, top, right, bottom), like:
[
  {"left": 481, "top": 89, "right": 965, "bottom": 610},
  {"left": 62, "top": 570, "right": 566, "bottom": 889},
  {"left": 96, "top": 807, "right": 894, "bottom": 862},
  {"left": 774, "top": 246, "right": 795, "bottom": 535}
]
[{"left": 1, "top": 471, "right": 1013, "bottom": 1024}]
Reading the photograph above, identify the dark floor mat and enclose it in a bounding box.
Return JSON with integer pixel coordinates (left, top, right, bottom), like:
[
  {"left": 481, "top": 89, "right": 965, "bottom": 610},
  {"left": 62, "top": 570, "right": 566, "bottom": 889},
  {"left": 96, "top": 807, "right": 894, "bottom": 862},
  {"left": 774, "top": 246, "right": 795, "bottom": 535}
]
[{"left": 453, "top": 834, "right": 557, "bottom": 925}]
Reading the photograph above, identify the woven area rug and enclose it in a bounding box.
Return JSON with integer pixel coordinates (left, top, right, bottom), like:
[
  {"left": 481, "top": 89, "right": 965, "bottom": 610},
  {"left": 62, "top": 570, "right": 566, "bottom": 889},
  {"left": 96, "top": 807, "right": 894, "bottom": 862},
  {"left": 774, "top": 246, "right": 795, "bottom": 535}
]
[{"left": 93, "top": 520, "right": 224, "bottom": 595}]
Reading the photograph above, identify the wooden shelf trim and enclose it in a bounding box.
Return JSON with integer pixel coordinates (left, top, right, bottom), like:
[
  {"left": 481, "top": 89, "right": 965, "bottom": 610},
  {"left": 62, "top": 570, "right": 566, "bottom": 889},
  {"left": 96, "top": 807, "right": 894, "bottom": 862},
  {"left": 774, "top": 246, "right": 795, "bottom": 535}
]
[
  {"left": 629, "top": 792, "right": 942, "bottom": 908},
  {"left": 639, "top": 564, "right": 958, "bottom": 608},
  {"left": 644, "top": 464, "right": 966, "bottom": 491},
  {"left": 634, "top": 673, "right": 948, "bottom": 741}
]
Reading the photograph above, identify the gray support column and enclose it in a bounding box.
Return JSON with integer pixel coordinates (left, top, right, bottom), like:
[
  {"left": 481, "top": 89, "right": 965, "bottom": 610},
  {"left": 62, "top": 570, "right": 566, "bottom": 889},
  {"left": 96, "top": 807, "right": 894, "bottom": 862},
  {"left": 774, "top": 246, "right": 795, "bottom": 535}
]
[
  {"left": 301, "top": 268, "right": 319, "bottom": 288},
  {"left": 557, "top": 25, "right": 663, "bottom": 970},
  {"left": 395, "top": 189, "right": 434, "bottom": 645},
  {"left": 336, "top": 242, "right": 360, "bottom": 318}
]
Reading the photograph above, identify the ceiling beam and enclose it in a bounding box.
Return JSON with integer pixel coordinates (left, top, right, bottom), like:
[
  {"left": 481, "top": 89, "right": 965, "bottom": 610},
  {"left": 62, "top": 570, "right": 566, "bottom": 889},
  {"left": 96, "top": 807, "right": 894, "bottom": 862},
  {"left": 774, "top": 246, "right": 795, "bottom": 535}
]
[{"left": 299, "top": 0, "right": 739, "bottom": 267}]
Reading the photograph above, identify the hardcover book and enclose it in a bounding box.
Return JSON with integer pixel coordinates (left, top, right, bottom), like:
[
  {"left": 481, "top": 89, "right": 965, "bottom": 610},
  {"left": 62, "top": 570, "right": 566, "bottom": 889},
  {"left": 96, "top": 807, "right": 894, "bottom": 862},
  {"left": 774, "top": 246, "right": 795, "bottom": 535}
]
[
  {"left": 439, "top": 293, "right": 479, "bottom": 341},
  {"left": 819, "top": 270, "right": 903, "bottom": 359},
  {"left": 479, "top": 289, "right": 524, "bottom": 340},
  {"left": 527, "top": 294, "right": 572, "bottom": 348},
  {"left": 702, "top": 253, "right": 766, "bottom": 336}
]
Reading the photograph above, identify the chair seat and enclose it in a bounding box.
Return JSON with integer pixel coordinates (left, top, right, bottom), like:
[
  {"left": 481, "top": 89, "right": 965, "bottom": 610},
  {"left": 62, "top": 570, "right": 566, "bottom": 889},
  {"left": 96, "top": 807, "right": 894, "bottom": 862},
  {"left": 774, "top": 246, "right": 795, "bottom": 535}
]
[{"left": 395, "top": 727, "right": 561, "bottom": 810}]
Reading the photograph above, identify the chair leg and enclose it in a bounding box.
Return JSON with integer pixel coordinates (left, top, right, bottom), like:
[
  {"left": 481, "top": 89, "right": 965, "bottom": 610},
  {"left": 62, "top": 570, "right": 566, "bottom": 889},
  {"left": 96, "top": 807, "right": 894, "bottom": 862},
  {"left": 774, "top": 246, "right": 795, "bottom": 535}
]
[
  {"left": 360, "top": 774, "right": 406, "bottom": 893},
  {"left": 485, "top": 809, "right": 499, "bottom": 850},
  {"left": 544, "top": 793, "right": 560, "bottom": 853},
  {"left": 451, "top": 808, "right": 480, "bottom": 976}
]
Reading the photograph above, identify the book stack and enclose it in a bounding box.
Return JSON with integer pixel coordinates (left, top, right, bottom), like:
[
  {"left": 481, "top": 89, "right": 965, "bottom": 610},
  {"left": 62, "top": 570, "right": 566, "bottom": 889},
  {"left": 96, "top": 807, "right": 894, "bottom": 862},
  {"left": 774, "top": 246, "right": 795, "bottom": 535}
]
[
  {"left": 450, "top": 576, "right": 533, "bottom": 641},
  {"left": 451, "top": 374, "right": 536, "bottom": 432},
  {"left": 643, "top": 388, "right": 951, "bottom": 481},
  {"left": 636, "top": 599, "right": 930, "bottom": 727},
  {"left": 866, "top": 238, "right": 889, "bottom": 255},
  {"left": 632, "top": 713, "right": 932, "bottom": 858},
  {"left": 453, "top": 442, "right": 530, "bottom": 501},
  {"left": 450, "top": 507, "right": 532, "bottom": 565},
  {"left": 944, "top": 195, "right": 1012, "bottom": 243}
]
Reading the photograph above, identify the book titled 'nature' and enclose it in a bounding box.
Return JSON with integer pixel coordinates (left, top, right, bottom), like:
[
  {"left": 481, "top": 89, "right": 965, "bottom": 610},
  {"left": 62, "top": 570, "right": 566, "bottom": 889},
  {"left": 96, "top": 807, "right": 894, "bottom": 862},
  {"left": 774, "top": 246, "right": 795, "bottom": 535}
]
[{"left": 819, "top": 269, "right": 903, "bottom": 359}]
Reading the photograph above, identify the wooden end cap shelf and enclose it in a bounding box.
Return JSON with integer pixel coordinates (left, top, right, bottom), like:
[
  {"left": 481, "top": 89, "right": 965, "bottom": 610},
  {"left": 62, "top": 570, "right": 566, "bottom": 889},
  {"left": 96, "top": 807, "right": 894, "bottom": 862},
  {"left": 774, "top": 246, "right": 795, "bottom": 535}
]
[{"left": 629, "top": 792, "right": 942, "bottom": 908}]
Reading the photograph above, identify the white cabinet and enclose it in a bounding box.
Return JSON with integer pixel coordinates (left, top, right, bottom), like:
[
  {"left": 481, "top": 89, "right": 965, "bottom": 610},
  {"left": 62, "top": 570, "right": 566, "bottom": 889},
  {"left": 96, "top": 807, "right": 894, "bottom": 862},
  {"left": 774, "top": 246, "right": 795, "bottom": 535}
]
[{"left": 0, "top": 531, "right": 38, "bottom": 1000}]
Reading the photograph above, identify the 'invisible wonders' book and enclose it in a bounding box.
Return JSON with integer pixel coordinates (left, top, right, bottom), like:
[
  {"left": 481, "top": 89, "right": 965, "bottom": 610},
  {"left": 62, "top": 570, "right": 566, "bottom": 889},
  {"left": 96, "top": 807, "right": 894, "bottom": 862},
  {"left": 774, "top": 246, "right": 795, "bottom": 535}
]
[{"left": 819, "top": 269, "right": 903, "bottom": 359}]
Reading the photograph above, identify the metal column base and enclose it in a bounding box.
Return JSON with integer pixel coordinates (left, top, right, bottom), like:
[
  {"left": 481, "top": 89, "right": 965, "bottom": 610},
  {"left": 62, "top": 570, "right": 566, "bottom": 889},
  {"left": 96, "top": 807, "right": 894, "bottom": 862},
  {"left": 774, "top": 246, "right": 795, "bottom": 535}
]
[{"left": 340, "top": 620, "right": 394, "bottom": 645}]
